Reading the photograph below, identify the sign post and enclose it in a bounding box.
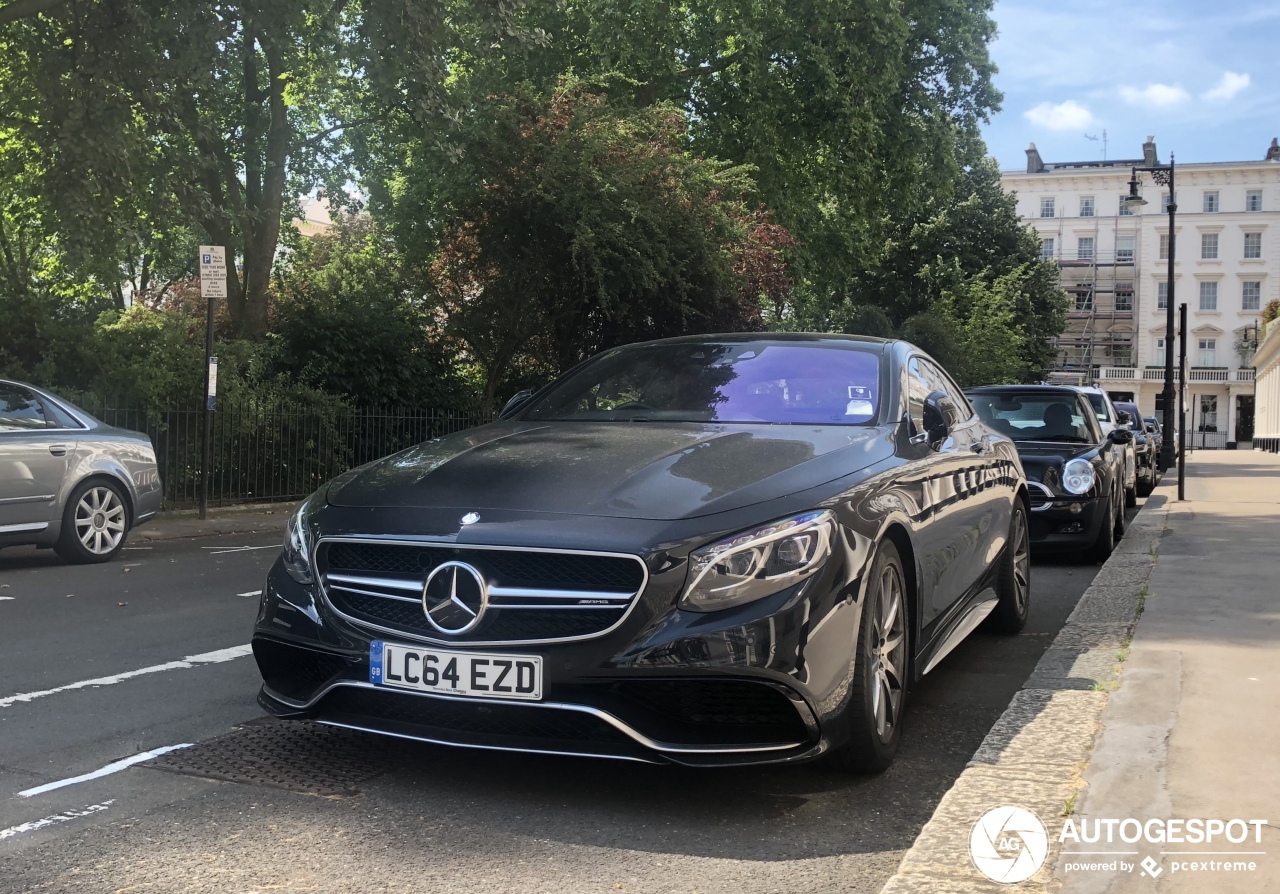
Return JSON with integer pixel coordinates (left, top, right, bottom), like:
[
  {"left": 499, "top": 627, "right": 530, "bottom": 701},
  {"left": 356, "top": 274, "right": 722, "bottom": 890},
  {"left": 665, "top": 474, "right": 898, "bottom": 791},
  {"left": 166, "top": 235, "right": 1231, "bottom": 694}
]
[{"left": 197, "top": 246, "right": 227, "bottom": 520}]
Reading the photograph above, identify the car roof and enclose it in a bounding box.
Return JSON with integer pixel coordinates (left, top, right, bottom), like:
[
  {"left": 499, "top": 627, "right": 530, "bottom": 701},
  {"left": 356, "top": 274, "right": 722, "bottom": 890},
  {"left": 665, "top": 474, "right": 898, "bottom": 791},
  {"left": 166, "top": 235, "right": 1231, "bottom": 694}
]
[
  {"left": 965, "top": 384, "right": 1086, "bottom": 396},
  {"left": 620, "top": 332, "right": 896, "bottom": 350}
]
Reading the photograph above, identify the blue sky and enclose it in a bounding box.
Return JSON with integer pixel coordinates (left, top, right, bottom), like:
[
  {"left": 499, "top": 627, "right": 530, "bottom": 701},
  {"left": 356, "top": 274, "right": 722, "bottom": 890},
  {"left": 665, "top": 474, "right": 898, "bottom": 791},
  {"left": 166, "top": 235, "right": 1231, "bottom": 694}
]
[{"left": 982, "top": 1, "right": 1280, "bottom": 170}]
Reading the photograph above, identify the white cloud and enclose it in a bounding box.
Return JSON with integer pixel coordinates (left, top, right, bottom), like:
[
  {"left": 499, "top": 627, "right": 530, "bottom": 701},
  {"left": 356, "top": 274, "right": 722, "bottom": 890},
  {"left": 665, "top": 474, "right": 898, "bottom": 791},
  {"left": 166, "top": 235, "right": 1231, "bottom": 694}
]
[
  {"left": 1119, "top": 83, "right": 1191, "bottom": 107},
  {"left": 1023, "top": 100, "right": 1095, "bottom": 131},
  {"left": 1202, "top": 72, "right": 1250, "bottom": 102}
]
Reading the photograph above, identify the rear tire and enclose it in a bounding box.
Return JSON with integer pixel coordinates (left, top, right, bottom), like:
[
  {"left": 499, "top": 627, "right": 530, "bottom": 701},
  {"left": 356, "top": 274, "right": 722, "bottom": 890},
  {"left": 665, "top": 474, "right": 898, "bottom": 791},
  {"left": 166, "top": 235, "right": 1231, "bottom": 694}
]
[
  {"left": 824, "top": 540, "right": 909, "bottom": 774},
  {"left": 1087, "top": 487, "right": 1117, "bottom": 563},
  {"left": 55, "top": 479, "right": 130, "bottom": 564},
  {"left": 987, "top": 502, "right": 1031, "bottom": 634}
]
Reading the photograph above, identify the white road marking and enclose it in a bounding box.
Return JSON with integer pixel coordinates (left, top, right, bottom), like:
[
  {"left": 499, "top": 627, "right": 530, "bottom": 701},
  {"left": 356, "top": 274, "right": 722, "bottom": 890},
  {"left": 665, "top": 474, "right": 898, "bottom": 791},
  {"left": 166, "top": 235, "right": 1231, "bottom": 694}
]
[
  {"left": 204, "top": 545, "right": 276, "bottom": 556},
  {"left": 0, "top": 596, "right": 13, "bottom": 601},
  {"left": 0, "top": 645, "right": 253, "bottom": 709},
  {"left": 237, "top": 590, "right": 261, "bottom": 598},
  {"left": 18, "top": 745, "right": 192, "bottom": 798},
  {"left": 0, "top": 801, "right": 114, "bottom": 841}
]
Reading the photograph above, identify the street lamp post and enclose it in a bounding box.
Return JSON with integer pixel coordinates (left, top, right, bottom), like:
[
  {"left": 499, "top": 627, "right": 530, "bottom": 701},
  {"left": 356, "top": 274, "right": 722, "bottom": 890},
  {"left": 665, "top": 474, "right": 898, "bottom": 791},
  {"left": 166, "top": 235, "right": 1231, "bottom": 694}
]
[{"left": 1123, "top": 155, "right": 1177, "bottom": 476}]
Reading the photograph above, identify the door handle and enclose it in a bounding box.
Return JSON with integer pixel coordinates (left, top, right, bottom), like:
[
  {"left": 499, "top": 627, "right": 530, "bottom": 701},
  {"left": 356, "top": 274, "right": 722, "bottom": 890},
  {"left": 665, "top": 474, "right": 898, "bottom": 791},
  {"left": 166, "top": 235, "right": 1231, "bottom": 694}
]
[{"left": 48, "top": 444, "right": 68, "bottom": 457}]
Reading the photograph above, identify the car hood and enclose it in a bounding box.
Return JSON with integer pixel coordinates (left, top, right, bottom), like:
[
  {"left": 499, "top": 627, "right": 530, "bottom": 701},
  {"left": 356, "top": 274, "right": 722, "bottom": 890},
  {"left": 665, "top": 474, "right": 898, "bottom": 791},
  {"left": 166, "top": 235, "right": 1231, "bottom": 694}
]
[
  {"left": 327, "top": 421, "right": 895, "bottom": 520},
  {"left": 1010, "top": 441, "right": 1096, "bottom": 483}
]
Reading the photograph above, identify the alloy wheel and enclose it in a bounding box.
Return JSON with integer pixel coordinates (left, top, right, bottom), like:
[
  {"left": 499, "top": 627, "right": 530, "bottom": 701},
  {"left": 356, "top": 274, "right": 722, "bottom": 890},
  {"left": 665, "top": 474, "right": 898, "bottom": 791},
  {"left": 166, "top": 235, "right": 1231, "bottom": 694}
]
[
  {"left": 1012, "top": 509, "right": 1031, "bottom": 613},
  {"left": 869, "top": 561, "right": 908, "bottom": 741},
  {"left": 74, "top": 486, "right": 126, "bottom": 555}
]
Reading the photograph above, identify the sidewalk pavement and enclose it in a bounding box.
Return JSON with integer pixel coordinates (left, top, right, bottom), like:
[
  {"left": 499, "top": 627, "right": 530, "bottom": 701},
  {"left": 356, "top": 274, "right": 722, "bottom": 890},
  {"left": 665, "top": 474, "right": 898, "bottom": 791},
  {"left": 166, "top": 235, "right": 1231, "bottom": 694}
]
[
  {"left": 1059, "top": 451, "right": 1280, "bottom": 892},
  {"left": 133, "top": 501, "right": 296, "bottom": 543}
]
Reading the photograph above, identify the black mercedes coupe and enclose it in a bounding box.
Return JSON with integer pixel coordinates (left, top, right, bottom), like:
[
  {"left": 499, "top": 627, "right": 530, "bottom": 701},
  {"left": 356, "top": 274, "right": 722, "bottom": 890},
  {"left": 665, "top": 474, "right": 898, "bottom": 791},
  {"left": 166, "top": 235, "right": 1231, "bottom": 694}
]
[
  {"left": 966, "top": 385, "right": 1130, "bottom": 561},
  {"left": 253, "top": 335, "right": 1031, "bottom": 772}
]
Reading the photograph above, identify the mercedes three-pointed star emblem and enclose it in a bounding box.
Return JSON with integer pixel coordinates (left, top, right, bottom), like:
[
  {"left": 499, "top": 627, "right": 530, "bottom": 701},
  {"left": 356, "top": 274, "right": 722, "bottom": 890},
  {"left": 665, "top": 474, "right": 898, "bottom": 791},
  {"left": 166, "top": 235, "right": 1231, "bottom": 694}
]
[{"left": 421, "top": 560, "right": 488, "bottom": 635}]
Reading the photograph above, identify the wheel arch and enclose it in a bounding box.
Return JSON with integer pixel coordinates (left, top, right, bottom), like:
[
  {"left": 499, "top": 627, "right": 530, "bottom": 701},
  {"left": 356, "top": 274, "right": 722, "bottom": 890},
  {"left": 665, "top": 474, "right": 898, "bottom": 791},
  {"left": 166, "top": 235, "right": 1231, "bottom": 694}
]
[{"left": 67, "top": 471, "right": 136, "bottom": 529}]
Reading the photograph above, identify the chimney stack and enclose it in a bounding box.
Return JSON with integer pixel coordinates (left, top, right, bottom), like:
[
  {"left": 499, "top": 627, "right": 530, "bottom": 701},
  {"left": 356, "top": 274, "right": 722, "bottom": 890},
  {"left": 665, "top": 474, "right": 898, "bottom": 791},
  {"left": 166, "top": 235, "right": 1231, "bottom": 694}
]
[
  {"left": 1142, "top": 136, "right": 1159, "bottom": 167},
  {"left": 1026, "top": 142, "right": 1045, "bottom": 174},
  {"left": 1267, "top": 138, "right": 1280, "bottom": 162}
]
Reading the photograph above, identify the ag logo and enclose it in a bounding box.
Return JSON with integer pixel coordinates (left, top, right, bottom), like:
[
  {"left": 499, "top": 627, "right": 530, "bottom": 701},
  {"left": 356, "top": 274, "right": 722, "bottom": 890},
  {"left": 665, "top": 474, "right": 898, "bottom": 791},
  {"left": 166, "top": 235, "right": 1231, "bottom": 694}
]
[{"left": 970, "top": 805, "right": 1049, "bottom": 885}]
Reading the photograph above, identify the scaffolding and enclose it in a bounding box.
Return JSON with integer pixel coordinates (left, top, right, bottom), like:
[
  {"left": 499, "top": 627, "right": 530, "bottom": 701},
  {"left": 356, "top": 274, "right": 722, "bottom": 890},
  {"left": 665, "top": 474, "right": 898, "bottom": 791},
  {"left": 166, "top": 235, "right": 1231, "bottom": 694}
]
[{"left": 1044, "top": 210, "right": 1138, "bottom": 380}]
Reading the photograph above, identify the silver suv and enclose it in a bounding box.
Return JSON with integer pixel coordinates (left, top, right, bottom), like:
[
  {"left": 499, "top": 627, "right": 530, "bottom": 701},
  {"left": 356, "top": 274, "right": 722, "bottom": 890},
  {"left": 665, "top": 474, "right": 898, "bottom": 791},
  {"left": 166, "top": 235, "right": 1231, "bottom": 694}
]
[{"left": 1074, "top": 386, "right": 1138, "bottom": 508}]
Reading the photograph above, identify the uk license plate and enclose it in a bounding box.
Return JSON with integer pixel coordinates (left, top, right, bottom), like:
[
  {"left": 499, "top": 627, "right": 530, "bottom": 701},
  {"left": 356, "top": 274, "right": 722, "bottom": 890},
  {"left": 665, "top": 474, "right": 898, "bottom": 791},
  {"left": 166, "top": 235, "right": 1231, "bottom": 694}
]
[{"left": 369, "top": 640, "right": 542, "bottom": 701}]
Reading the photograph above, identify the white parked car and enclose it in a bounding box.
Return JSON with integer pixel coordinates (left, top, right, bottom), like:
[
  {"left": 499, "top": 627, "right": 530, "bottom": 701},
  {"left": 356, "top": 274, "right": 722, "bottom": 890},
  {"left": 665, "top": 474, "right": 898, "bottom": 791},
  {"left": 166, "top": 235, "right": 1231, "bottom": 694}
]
[{"left": 1074, "top": 386, "right": 1137, "bottom": 508}]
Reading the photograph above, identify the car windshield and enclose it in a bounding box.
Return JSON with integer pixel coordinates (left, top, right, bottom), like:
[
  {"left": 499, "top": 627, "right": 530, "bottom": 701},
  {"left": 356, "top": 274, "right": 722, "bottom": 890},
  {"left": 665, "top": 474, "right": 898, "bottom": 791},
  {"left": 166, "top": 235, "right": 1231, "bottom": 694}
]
[
  {"left": 970, "top": 392, "right": 1096, "bottom": 444},
  {"left": 1115, "top": 404, "right": 1141, "bottom": 430},
  {"left": 524, "top": 341, "right": 883, "bottom": 425}
]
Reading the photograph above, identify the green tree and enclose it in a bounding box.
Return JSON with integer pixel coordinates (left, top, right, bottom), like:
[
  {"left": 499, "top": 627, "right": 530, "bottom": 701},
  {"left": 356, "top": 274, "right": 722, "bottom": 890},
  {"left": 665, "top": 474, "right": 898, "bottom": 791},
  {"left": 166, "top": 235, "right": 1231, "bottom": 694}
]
[{"left": 419, "top": 83, "right": 790, "bottom": 399}]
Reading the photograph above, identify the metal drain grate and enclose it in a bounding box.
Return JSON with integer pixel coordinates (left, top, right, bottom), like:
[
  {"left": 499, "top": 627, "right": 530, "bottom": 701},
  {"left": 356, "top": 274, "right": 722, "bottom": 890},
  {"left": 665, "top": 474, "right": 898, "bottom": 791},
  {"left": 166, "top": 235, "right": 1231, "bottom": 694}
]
[{"left": 146, "top": 718, "right": 403, "bottom": 796}]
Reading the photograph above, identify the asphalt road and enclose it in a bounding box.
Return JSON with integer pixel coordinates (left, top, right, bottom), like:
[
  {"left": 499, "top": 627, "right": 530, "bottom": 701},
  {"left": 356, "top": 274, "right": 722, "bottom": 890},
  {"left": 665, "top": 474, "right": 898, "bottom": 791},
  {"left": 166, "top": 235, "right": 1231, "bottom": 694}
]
[{"left": 0, "top": 515, "right": 1133, "bottom": 894}]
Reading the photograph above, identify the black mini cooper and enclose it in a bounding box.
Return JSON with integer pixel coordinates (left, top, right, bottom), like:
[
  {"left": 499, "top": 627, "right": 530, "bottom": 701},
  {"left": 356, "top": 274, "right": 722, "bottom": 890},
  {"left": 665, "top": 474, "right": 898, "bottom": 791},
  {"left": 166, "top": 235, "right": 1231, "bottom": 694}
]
[
  {"left": 254, "top": 335, "right": 1031, "bottom": 771},
  {"left": 966, "top": 385, "right": 1130, "bottom": 561}
]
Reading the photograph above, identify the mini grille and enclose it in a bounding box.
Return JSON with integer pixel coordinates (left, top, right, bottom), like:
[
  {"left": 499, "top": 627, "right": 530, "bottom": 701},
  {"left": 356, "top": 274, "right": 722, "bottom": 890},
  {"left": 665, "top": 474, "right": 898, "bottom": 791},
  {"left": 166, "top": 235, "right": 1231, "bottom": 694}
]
[
  {"left": 253, "top": 639, "right": 355, "bottom": 702},
  {"left": 611, "top": 680, "right": 809, "bottom": 744},
  {"left": 319, "top": 687, "right": 631, "bottom": 745},
  {"left": 318, "top": 540, "right": 646, "bottom": 644}
]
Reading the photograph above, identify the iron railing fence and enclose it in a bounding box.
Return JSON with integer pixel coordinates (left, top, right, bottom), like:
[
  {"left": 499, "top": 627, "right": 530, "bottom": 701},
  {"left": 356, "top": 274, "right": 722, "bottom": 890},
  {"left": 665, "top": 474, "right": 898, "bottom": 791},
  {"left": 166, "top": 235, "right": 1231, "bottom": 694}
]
[{"left": 65, "top": 395, "right": 494, "bottom": 509}]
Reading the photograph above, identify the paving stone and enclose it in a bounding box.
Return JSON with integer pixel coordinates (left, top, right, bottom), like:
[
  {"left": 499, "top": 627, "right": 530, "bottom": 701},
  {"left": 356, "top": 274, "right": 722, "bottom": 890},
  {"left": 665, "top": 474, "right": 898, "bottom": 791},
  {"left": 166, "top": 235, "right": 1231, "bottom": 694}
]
[
  {"left": 1065, "top": 586, "right": 1146, "bottom": 624},
  {"left": 1089, "top": 562, "right": 1154, "bottom": 588}
]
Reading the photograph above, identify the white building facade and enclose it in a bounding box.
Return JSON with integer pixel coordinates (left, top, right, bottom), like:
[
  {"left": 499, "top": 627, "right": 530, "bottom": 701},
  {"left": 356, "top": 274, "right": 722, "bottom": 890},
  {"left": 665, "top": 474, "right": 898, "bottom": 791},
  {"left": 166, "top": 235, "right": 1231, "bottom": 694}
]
[{"left": 1001, "top": 137, "right": 1280, "bottom": 447}]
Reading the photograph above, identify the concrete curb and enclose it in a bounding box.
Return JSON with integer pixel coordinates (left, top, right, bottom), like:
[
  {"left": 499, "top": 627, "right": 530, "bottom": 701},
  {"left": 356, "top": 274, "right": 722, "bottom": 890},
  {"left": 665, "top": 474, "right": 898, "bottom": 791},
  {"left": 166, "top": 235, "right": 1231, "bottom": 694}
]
[
  {"left": 877, "top": 494, "right": 1172, "bottom": 893},
  {"left": 133, "top": 502, "right": 297, "bottom": 543}
]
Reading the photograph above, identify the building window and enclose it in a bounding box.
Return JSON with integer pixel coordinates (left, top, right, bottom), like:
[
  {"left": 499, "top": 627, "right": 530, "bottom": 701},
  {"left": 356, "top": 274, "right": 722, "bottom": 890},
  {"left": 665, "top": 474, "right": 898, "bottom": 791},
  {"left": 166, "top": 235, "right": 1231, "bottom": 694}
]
[
  {"left": 1040, "top": 197, "right": 1056, "bottom": 218},
  {"left": 1074, "top": 286, "right": 1093, "bottom": 312},
  {"left": 1039, "top": 238, "right": 1055, "bottom": 261},
  {"left": 1201, "top": 233, "right": 1219, "bottom": 259},
  {"left": 1203, "top": 191, "right": 1219, "bottom": 213},
  {"left": 1243, "top": 281, "right": 1261, "bottom": 311},
  {"left": 1078, "top": 237, "right": 1095, "bottom": 261},
  {"left": 1112, "top": 344, "right": 1133, "bottom": 366},
  {"left": 1199, "top": 394, "right": 1218, "bottom": 428},
  {"left": 1080, "top": 196, "right": 1095, "bottom": 217},
  {"left": 1157, "top": 281, "right": 1169, "bottom": 310},
  {"left": 1198, "top": 338, "right": 1217, "bottom": 368},
  {"left": 1159, "top": 233, "right": 1170, "bottom": 260},
  {"left": 1116, "top": 283, "right": 1134, "bottom": 312},
  {"left": 1155, "top": 337, "right": 1167, "bottom": 368},
  {"left": 1247, "top": 189, "right": 1263, "bottom": 212},
  {"left": 1244, "top": 232, "right": 1262, "bottom": 259},
  {"left": 1199, "top": 280, "right": 1218, "bottom": 311},
  {"left": 1116, "top": 235, "right": 1135, "bottom": 262},
  {"left": 1161, "top": 193, "right": 1172, "bottom": 212},
  {"left": 1119, "top": 195, "right": 1135, "bottom": 216}
]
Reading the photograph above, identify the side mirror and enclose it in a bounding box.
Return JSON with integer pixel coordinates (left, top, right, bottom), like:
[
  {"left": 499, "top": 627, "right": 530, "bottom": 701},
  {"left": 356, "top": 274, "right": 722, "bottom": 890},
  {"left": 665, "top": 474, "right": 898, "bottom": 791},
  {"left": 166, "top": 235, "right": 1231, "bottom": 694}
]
[
  {"left": 498, "top": 389, "right": 535, "bottom": 420},
  {"left": 1145, "top": 423, "right": 1158, "bottom": 434},
  {"left": 922, "top": 390, "right": 959, "bottom": 447},
  {"left": 1117, "top": 411, "right": 1132, "bottom": 426},
  {"left": 1110, "top": 427, "right": 1134, "bottom": 444}
]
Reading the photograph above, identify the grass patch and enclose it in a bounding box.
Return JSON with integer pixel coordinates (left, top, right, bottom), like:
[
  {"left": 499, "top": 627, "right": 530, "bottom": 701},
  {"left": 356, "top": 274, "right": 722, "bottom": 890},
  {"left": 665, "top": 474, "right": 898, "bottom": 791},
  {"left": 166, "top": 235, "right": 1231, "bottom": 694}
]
[{"left": 1062, "top": 793, "right": 1079, "bottom": 817}]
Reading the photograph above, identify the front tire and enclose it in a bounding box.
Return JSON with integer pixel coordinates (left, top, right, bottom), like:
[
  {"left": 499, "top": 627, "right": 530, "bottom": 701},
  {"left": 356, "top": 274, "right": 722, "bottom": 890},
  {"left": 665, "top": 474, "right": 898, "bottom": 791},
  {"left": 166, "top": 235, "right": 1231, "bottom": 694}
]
[
  {"left": 825, "top": 540, "right": 909, "bottom": 774},
  {"left": 55, "top": 479, "right": 130, "bottom": 564},
  {"left": 987, "top": 502, "right": 1031, "bottom": 634},
  {"left": 1087, "top": 487, "right": 1117, "bottom": 563}
]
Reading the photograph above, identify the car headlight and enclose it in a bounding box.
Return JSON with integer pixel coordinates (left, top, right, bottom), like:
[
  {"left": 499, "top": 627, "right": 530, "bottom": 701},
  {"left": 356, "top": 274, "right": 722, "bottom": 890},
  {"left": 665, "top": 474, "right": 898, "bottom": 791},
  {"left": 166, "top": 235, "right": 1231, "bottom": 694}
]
[
  {"left": 680, "top": 510, "right": 836, "bottom": 612},
  {"left": 282, "top": 491, "right": 322, "bottom": 584},
  {"left": 1062, "top": 458, "right": 1095, "bottom": 495}
]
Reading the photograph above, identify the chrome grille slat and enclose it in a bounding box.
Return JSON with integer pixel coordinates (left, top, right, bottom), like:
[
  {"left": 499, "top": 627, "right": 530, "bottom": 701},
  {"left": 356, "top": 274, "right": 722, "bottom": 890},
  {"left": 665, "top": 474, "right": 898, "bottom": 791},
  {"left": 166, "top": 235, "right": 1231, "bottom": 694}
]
[{"left": 315, "top": 537, "right": 649, "bottom": 646}]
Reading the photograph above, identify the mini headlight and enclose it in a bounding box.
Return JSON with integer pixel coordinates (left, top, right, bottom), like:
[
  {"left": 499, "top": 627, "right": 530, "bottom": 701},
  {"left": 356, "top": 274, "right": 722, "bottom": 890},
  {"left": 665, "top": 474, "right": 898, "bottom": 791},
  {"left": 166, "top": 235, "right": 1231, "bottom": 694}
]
[
  {"left": 680, "top": 510, "right": 836, "bottom": 612},
  {"left": 282, "top": 492, "right": 321, "bottom": 584},
  {"left": 1062, "top": 458, "right": 1095, "bottom": 495}
]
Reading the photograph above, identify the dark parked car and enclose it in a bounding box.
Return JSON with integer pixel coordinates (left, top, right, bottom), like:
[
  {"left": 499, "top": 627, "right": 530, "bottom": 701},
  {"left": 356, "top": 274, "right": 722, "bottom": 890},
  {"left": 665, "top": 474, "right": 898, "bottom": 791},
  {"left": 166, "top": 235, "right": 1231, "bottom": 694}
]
[
  {"left": 1114, "top": 401, "right": 1156, "bottom": 497},
  {"left": 967, "top": 385, "right": 1129, "bottom": 561},
  {"left": 0, "top": 380, "right": 163, "bottom": 562},
  {"left": 253, "top": 335, "right": 1031, "bottom": 772},
  {"left": 1145, "top": 416, "right": 1179, "bottom": 467}
]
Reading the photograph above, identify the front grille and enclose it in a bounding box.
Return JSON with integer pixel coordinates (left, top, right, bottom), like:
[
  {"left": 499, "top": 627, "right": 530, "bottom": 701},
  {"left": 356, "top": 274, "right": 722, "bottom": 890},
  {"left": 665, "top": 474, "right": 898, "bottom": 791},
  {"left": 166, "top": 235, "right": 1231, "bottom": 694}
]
[
  {"left": 610, "top": 680, "right": 810, "bottom": 745},
  {"left": 317, "top": 539, "right": 647, "bottom": 644},
  {"left": 317, "top": 686, "right": 632, "bottom": 746},
  {"left": 1027, "top": 481, "right": 1054, "bottom": 510}
]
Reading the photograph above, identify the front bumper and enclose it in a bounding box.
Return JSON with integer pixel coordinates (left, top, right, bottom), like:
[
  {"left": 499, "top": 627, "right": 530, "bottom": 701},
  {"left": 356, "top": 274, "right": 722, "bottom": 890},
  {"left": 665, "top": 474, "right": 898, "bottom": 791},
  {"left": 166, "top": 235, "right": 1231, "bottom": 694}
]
[
  {"left": 252, "top": 535, "right": 864, "bottom": 766},
  {"left": 1027, "top": 495, "right": 1105, "bottom": 550}
]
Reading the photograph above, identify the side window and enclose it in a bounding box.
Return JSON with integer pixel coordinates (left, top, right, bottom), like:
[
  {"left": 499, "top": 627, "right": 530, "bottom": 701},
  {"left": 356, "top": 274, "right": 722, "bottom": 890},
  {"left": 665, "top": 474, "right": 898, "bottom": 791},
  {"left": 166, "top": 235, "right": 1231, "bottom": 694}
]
[
  {"left": 922, "top": 360, "right": 974, "bottom": 422},
  {"left": 906, "top": 358, "right": 932, "bottom": 434},
  {"left": 0, "top": 385, "right": 50, "bottom": 431},
  {"left": 1079, "top": 398, "right": 1104, "bottom": 442}
]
